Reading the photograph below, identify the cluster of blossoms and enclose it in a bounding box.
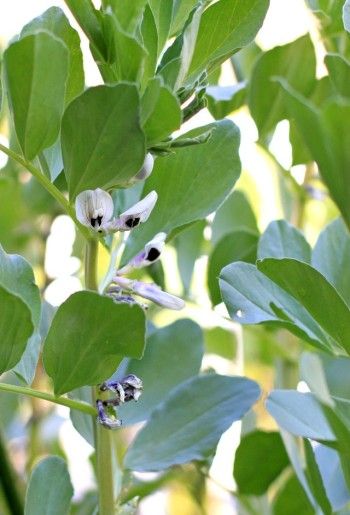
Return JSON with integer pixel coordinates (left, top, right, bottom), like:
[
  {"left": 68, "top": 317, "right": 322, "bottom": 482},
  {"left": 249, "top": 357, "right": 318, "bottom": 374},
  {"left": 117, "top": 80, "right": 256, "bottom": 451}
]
[{"left": 75, "top": 153, "right": 185, "bottom": 427}]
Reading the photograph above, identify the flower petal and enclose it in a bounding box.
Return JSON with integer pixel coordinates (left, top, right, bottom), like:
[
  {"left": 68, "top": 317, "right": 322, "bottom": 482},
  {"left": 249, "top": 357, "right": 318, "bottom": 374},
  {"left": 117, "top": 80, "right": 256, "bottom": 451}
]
[
  {"left": 75, "top": 189, "right": 114, "bottom": 231},
  {"left": 112, "top": 191, "right": 158, "bottom": 231}
]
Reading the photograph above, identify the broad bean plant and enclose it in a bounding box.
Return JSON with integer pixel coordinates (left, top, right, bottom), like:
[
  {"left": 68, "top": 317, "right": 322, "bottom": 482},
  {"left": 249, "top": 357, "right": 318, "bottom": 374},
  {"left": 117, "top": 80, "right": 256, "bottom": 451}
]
[{"left": 1, "top": 0, "right": 350, "bottom": 514}]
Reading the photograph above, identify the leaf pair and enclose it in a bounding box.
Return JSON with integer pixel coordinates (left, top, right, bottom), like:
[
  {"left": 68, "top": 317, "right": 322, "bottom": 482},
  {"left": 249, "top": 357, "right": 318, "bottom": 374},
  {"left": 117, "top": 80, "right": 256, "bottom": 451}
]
[{"left": 220, "top": 218, "right": 350, "bottom": 356}]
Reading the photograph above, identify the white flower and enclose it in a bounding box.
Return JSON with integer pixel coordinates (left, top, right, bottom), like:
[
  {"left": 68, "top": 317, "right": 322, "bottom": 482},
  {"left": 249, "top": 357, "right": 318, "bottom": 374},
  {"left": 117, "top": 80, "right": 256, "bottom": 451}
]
[
  {"left": 112, "top": 276, "right": 185, "bottom": 310},
  {"left": 117, "top": 232, "right": 166, "bottom": 274},
  {"left": 75, "top": 189, "right": 114, "bottom": 233},
  {"left": 134, "top": 153, "right": 154, "bottom": 181},
  {"left": 111, "top": 191, "right": 158, "bottom": 231}
]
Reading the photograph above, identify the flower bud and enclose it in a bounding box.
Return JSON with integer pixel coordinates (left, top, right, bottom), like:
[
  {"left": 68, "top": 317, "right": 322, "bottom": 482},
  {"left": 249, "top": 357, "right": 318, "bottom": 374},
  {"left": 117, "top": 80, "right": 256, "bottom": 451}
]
[
  {"left": 117, "top": 232, "right": 166, "bottom": 274},
  {"left": 135, "top": 153, "right": 154, "bottom": 181}
]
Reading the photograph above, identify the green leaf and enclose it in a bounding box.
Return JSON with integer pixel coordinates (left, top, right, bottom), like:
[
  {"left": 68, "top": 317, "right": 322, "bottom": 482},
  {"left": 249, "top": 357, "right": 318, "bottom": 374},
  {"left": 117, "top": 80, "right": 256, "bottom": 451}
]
[
  {"left": 4, "top": 32, "right": 69, "bottom": 160},
  {"left": 170, "top": 0, "right": 198, "bottom": 35},
  {"left": 257, "top": 258, "right": 350, "bottom": 354},
  {"left": 175, "top": 220, "right": 205, "bottom": 294},
  {"left": 273, "top": 474, "right": 314, "bottom": 515},
  {"left": 102, "top": 12, "right": 148, "bottom": 83},
  {"left": 122, "top": 120, "right": 241, "bottom": 265},
  {"left": 141, "top": 5, "right": 158, "bottom": 81},
  {"left": 61, "top": 84, "right": 145, "bottom": 198},
  {"left": 69, "top": 387, "right": 94, "bottom": 446},
  {"left": 0, "top": 245, "right": 41, "bottom": 383},
  {"left": 233, "top": 430, "right": 289, "bottom": 495},
  {"left": 0, "top": 245, "right": 40, "bottom": 328},
  {"left": 0, "top": 286, "right": 33, "bottom": 375},
  {"left": 118, "top": 319, "right": 204, "bottom": 425},
  {"left": 315, "top": 444, "right": 350, "bottom": 511},
  {"left": 21, "top": 6, "right": 84, "bottom": 104},
  {"left": 186, "top": 0, "right": 269, "bottom": 83},
  {"left": 206, "top": 83, "right": 247, "bottom": 120},
  {"left": 208, "top": 230, "right": 258, "bottom": 305},
  {"left": 257, "top": 220, "right": 311, "bottom": 262},
  {"left": 211, "top": 190, "right": 258, "bottom": 246},
  {"left": 266, "top": 390, "right": 334, "bottom": 441},
  {"left": 141, "top": 77, "right": 182, "bottom": 145},
  {"left": 303, "top": 439, "right": 332, "bottom": 515},
  {"left": 104, "top": 0, "right": 147, "bottom": 33},
  {"left": 248, "top": 35, "right": 316, "bottom": 135},
  {"left": 220, "top": 262, "right": 334, "bottom": 352},
  {"left": 39, "top": 139, "right": 63, "bottom": 182},
  {"left": 14, "top": 334, "right": 41, "bottom": 386},
  {"left": 64, "top": 0, "right": 106, "bottom": 58},
  {"left": 278, "top": 80, "right": 350, "bottom": 227},
  {"left": 322, "top": 404, "right": 350, "bottom": 490},
  {"left": 124, "top": 374, "right": 260, "bottom": 471},
  {"left": 344, "top": 0, "right": 350, "bottom": 32},
  {"left": 148, "top": 0, "right": 173, "bottom": 55},
  {"left": 43, "top": 291, "right": 145, "bottom": 395},
  {"left": 312, "top": 218, "right": 350, "bottom": 307},
  {"left": 25, "top": 456, "right": 73, "bottom": 515},
  {"left": 325, "top": 53, "right": 350, "bottom": 99}
]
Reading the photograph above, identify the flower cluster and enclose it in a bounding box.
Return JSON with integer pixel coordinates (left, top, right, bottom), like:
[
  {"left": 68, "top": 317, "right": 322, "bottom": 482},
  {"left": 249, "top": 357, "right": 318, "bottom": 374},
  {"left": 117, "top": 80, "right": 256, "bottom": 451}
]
[
  {"left": 75, "top": 153, "right": 185, "bottom": 428},
  {"left": 96, "top": 374, "right": 143, "bottom": 429},
  {"left": 75, "top": 154, "right": 185, "bottom": 312},
  {"left": 75, "top": 153, "right": 157, "bottom": 234}
]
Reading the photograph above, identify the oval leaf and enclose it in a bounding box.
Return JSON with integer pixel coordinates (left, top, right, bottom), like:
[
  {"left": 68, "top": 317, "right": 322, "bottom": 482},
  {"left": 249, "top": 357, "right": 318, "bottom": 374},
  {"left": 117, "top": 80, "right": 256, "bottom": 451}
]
[
  {"left": 266, "top": 390, "right": 335, "bottom": 441},
  {"left": 43, "top": 291, "right": 145, "bottom": 395},
  {"left": 122, "top": 120, "right": 241, "bottom": 264},
  {"left": 62, "top": 84, "right": 145, "bottom": 198},
  {"left": 0, "top": 286, "right": 34, "bottom": 375},
  {"left": 4, "top": 32, "right": 69, "bottom": 160},
  {"left": 124, "top": 374, "right": 260, "bottom": 471},
  {"left": 119, "top": 319, "right": 204, "bottom": 425},
  {"left": 25, "top": 456, "right": 73, "bottom": 515}
]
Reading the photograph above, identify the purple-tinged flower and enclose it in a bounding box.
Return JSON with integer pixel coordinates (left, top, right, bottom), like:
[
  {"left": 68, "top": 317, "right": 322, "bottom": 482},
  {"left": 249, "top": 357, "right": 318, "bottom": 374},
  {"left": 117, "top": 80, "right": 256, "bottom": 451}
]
[
  {"left": 75, "top": 188, "right": 114, "bottom": 233},
  {"left": 112, "top": 276, "right": 185, "bottom": 310},
  {"left": 111, "top": 191, "right": 158, "bottom": 231},
  {"left": 117, "top": 232, "right": 166, "bottom": 274}
]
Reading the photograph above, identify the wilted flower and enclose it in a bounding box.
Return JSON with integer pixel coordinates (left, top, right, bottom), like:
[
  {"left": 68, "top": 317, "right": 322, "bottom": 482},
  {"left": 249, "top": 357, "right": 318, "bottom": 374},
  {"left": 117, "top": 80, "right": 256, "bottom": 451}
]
[
  {"left": 100, "top": 374, "right": 143, "bottom": 403},
  {"left": 96, "top": 399, "right": 122, "bottom": 429},
  {"left": 75, "top": 188, "right": 114, "bottom": 233},
  {"left": 112, "top": 276, "right": 185, "bottom": 310},
  {"left": 135, "top": 153, "right": 154, "bottom": 181},
  {"left": 97, "top": 374, "right": 143, "bottom": 429},
  {"left": 111, "top": 191, "right": 158, "bottom": 231},
  {"left": 117, "top": 232, "right": 166, "bottom": 274}
]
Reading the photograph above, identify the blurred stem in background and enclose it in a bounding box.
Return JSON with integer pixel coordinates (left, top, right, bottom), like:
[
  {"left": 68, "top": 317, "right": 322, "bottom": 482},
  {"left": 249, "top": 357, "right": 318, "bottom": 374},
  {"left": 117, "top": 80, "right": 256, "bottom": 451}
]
[
  {"left": 0, "top": 429, "right": 23, "bottom": 515},
  {"left": 85, "top": 238, "right": 116, "bottom": 515}
]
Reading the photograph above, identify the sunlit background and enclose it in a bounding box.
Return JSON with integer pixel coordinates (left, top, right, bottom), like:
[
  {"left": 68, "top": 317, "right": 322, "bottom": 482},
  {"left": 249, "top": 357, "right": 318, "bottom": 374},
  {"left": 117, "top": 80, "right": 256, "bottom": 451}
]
[{"left": 0, "top": 1, "right": 338, "bottom": 513}]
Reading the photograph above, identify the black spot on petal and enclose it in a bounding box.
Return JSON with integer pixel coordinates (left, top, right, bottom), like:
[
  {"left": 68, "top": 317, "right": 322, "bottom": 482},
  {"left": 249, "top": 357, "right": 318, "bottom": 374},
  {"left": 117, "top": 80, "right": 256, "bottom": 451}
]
[{"left": 147, "top": 247, "right": 161, "bottom": 262}]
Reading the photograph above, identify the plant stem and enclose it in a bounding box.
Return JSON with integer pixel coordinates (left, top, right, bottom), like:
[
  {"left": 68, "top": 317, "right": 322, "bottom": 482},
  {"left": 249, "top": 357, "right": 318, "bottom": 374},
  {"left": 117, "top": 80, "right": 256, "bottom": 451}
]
[
  {"left": 0, "top": 382, "right": 96, "bottom": 415},
  {"left": 0, "top": 143, "right": 91, "bottom": 241},
  {"left": 0, "top": 429, "right": 24, "bottom": 515},
  {"left": 85, "top": 240, "right": 116, "bottom": 515}
]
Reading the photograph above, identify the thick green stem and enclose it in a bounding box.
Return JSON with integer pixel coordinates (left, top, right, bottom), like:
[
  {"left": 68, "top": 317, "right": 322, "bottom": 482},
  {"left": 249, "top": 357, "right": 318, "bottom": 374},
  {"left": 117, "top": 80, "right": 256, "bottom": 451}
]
[
  {"left": 0, "top": 143, "right": 91, "bottom": 241},
  {"left": 0, "top": 383, "right": 96, "bottom": 415},
  {"left": 0, "top": 429, "right": 24, "bottom": 515},
  {"left": 85, "top": 240, "right": 116, "bottom": 515}
]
